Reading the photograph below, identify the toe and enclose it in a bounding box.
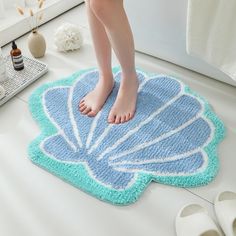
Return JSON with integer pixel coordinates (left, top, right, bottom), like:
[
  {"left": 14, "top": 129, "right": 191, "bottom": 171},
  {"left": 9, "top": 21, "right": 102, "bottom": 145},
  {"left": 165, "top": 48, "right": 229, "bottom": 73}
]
[
  {"left": 130, "top": 112, "right": 135, "bottom": 119},
  {"left": 82, "top": 107, "right": 91, "bottom": 115},
  {"left": 108, "top": 112, "right": 115, "bottom": 123},
  {"left": 87, "top": 110, "right": 97, "bottom": 117},
  {"left": 124, "top": 114, "right": 129, "bottom": 122},
  {"left": 121, "top": 115, "right": 126, "bottom": 123},
  {"left": 79, "top": 103, "right": 86, "bottom": 110},
  {"left": 125, "top": 115, "right": 129, "bottom": 122},
  {"left": 80, "top": 104, "right": 87, "bottom": 112},
  {"left": 79, "top": 101, "right": 85, "bottom": 108},
  {"left": 115, "top": 116, "right": 121, "bottom": 124},
  {"left": 128, "top": 112, "right": 134, "bottom": 120}
]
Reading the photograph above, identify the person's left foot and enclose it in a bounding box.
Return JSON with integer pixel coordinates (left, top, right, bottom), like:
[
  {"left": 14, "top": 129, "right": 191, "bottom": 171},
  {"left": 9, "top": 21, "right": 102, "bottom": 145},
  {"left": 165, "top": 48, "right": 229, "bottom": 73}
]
[{"left": 108, "top": 72, "right": 139, "bottom": 124}]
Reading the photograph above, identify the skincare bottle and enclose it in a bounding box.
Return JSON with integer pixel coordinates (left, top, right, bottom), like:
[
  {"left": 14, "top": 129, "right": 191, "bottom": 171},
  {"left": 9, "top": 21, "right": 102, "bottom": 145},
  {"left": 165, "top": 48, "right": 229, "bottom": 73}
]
[
  {"left": 0, "top": 47, "right": 7, "bottom": 82},
  {"left": 10, "top": 41, "right": 24, "bottom": 71}
]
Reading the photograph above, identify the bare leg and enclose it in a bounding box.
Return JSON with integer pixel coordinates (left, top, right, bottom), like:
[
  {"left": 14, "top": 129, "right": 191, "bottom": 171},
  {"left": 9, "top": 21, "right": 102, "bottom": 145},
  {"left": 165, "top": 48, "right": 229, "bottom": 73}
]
[
  {"left": 79, "top": 0, "right": 114, "bottom": 117},
  {"left": 90, "top": 0, "right": 138, "bottom": 124}
]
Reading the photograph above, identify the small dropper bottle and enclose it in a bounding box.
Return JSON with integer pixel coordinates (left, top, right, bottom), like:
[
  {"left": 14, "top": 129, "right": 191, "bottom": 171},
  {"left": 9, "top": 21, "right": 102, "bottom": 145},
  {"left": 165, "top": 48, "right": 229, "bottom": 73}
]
[{"left": 10, "top": 41, "right": 24, "bottom": 71}]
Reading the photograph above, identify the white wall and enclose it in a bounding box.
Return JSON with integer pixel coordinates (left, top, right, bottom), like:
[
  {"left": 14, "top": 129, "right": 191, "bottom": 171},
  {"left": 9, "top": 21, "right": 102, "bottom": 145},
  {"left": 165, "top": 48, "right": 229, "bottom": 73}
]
[{"left": 124, "top": 0, "right": 236, "bottom": 87}]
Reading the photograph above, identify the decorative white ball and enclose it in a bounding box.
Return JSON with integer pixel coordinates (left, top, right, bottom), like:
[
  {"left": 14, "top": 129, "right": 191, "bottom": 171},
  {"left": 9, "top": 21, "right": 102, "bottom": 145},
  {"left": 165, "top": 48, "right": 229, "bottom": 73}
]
[{"left": 54, "top": 23, "right": 83, "bottom": 52}]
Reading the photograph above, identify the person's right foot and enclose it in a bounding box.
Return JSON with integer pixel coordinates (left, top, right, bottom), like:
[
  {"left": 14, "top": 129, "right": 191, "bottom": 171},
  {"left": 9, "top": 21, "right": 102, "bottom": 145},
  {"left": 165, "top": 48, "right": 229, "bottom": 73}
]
[
  {"left": 108, "top": 72, "right": 139, "bottom": 124},
  {"left": 79, "top": 75, "right": 114, "bottom": 117}
]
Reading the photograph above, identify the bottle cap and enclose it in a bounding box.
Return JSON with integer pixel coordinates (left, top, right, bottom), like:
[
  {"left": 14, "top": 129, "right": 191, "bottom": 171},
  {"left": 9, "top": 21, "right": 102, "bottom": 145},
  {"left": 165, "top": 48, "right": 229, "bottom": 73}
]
[{"left": 12, "top": 41, "right": 17, "bottom": 50}]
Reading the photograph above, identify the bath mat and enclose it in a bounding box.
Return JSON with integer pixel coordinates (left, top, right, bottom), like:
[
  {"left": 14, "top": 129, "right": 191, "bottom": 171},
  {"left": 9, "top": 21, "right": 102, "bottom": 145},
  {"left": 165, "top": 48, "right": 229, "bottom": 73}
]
[{"left": 28, "top": 67, "right": 225, "bottom": 205}]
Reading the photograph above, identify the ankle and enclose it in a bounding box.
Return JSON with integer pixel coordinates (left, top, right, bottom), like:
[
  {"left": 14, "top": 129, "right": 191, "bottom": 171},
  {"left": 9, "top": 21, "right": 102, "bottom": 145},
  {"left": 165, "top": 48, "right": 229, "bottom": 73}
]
[
  {"left": 99, "top": 69, "right": 113, "bottom": 79},
  {"left": 99, "top": 72, "right": 114, "bottom": 82},
  {"left": 121, "top": 73, "right": 138, "bottom": 87},
  {"left": 122, "top": 69, "right": 137, "bottom": 78},
  {"left": 97, "top": 77, "right": 114, "bottom": 91}
]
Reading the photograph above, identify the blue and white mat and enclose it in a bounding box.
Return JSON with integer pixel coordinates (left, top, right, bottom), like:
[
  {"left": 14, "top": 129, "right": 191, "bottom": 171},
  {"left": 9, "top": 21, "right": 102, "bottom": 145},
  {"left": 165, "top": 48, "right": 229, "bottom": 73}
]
[{"left": 28, "top": 67, "right": 225, "bottom": 205}]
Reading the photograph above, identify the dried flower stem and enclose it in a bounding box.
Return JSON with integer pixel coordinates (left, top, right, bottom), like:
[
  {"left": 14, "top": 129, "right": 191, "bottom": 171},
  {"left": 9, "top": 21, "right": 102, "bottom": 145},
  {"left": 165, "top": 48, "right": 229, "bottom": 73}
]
[
  {"left": 38, "top": 0, "right": 44, "bottom": 9},
  {"left": 16, "top": 7, "right": 24, "bottom": 15},
  {"left": 16, "top": 1, "right": 45, "bottom": 32}
]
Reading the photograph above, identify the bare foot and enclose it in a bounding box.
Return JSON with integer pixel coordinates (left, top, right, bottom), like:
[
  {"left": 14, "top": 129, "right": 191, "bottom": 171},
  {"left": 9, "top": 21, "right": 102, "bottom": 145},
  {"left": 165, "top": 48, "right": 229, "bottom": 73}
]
[
  {"left": 79, "top": 75, "right": 114, "bottom": 117},
  {"left": 108, "top": 73, "right": 138, "bottom": 124}
]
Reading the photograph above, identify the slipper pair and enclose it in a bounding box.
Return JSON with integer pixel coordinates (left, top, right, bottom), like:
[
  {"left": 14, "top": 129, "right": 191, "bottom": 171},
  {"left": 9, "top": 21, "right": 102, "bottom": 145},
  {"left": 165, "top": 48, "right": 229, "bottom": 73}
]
[{"left": 176, "top": 191, "right": 236, "bottom": 236}]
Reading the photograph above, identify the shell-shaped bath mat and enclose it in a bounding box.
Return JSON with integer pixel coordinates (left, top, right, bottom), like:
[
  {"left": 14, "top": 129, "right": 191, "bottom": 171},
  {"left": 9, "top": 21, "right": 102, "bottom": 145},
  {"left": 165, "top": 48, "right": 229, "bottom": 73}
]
[{"left": 28, "top": 67, "right": 225, "bottom": 205}]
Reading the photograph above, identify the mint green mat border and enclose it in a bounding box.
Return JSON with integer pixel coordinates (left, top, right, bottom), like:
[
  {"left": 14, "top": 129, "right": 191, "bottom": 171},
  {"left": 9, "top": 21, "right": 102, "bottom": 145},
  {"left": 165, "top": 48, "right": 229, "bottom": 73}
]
[{"left": 28, "top": 66, "right": 226, "bottom": 205}]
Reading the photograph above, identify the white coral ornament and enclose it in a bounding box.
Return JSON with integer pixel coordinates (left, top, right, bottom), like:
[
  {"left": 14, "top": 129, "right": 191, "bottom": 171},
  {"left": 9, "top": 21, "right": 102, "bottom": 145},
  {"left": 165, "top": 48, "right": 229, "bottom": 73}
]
[{"left": 54, "top": 23, "right": 83, "bottom": 52}]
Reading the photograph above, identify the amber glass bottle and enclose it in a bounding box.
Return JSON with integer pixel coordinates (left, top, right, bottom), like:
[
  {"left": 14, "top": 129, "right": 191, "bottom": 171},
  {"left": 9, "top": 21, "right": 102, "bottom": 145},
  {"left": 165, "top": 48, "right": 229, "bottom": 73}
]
[{"left": 10, "top": 41, "right": 24, "bottom": 71}]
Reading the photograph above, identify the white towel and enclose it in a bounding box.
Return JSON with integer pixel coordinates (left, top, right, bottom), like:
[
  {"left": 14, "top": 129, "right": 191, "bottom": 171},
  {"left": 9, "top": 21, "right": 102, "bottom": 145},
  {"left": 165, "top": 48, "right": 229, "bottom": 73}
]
[{"left": 187, "top": 0, "right": 236, "bottom": 81}]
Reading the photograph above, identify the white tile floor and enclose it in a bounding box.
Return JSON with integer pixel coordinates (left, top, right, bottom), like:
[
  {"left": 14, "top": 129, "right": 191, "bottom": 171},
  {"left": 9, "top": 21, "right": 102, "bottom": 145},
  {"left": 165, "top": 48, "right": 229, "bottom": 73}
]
[{"left": 0, "top": 3, "right": 236, "bottom": 236}]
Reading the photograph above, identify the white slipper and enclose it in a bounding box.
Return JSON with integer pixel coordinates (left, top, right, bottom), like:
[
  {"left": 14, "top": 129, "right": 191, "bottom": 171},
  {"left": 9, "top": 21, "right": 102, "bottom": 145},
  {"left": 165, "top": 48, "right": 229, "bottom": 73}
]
[
  {"left": 0, "top": 85, "right": 5, "bottom": 100},
  {"left": 176, "top": 203, "right": 222, "bottom": 236},
  {"left": 214, "top": 191, "right": 236, "bottom": 236}
]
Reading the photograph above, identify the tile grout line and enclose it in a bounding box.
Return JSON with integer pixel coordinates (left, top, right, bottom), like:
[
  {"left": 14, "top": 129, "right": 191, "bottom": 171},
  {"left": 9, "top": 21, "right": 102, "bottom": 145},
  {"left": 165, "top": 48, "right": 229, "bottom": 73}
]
[{"left": 184, "top": 188, "right": 214, "bottom": 205}]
